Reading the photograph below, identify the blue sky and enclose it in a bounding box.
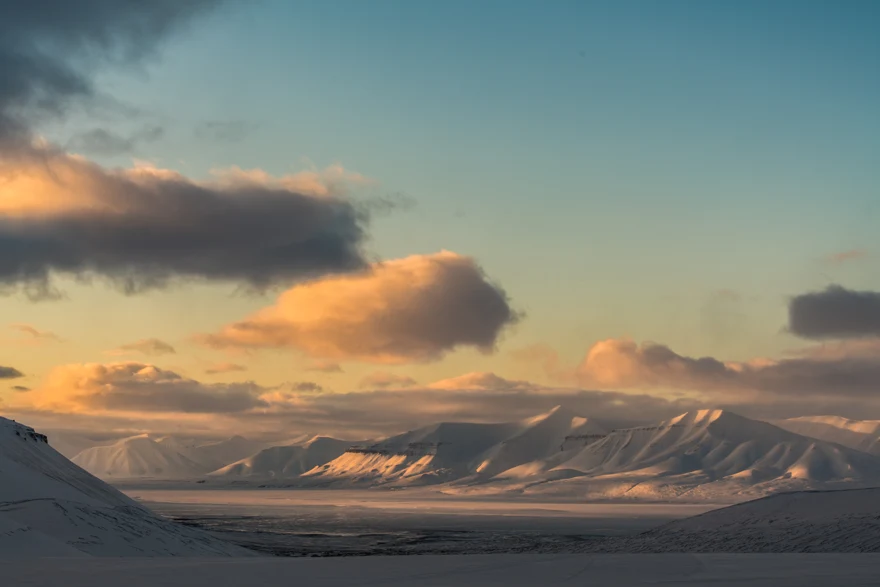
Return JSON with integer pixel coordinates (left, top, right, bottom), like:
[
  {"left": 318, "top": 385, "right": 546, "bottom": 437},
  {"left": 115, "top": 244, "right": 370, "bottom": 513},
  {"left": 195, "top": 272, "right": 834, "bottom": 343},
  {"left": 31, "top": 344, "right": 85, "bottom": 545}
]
[{"left": 9, "top": 0, "right": 880, "bottom": 402}]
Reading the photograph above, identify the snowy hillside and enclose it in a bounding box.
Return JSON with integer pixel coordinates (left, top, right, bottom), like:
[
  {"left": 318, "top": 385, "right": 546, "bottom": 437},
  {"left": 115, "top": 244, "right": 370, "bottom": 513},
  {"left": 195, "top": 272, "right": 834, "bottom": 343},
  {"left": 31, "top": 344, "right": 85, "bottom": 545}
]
[
  {"left": 0, "top": 416, "right": 254, "bottom": 556},
  {"left": 775, "top": 416, "right": 880, "bottom": 455},
  {"left": 73, "top": 435, "right": 210, "bottom": 478},
  {"left": 303, "top": 408, "right": 880, "bottom": 500},
  {"left": 212, "top": 436, "right": 354, "bottom": 478},
  {"left": 584, "top": 487, "right": 880, "bottom": 552}
]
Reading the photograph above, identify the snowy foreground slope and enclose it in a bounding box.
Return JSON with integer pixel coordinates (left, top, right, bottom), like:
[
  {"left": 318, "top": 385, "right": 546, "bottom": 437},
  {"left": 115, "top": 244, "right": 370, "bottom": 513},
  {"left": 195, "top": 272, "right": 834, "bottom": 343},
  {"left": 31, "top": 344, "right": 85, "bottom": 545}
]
[
  {"left": 580, "top": 487, "right": 880, "bottom": 553},
  {"left": 300, "top": 408, "right": 880, "bottom": 501},
  {"left": 4, "top": 554, "right": 880, "bottom": 586},
  {"left": 0, "top": 416, "right": 254, "bottom": 557}
]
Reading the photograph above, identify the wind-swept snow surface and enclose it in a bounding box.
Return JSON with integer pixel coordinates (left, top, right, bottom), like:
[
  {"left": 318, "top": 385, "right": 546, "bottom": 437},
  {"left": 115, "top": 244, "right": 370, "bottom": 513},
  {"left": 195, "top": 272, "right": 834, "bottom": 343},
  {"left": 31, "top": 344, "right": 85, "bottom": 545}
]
[
  {"left": 588, "top": 487, "right": 880, "bottom": 553},
  {"left": 211, "top": 436, "right": 354, "bottom": 478},
  {"left": 0, "top": 416, "right": 253, "bottom": 557},
  {"left": 4, "top": 554, "right": 880, "bottom": 586},
  {"left": 303, "top": 408, "right": 880, "bottom": 501}
]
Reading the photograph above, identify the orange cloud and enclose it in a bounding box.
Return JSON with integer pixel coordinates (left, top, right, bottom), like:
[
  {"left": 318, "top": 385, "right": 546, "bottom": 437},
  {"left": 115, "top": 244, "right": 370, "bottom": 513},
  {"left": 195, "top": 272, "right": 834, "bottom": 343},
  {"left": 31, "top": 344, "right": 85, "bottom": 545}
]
[
  {"left": 428, "top": 372, "right": 537, "bottom": 392},
  {"left": 200, "top": 251, "right": 519, "bottom": 364},
  {"left": 19, "top": 363, "right": 265, "bottom": 414},
  {"left": 574, "top": 337, "right": 880, "bottom": 399}
]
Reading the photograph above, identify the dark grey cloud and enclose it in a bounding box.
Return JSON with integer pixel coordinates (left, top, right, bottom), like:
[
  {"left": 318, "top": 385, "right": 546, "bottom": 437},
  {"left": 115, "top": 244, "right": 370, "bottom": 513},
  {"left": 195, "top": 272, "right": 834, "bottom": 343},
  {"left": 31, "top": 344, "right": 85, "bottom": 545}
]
[
  {"left": 195, "top": 120, "right": 256, "bottom": 142},
  {"left": 0, "top": 0, "right": 222, "bottom": 144},
  {"left": 789, "top": 286, "right": 880, "bottom": 339},
  {"left": 11, "top": 385, "right": 30, "bottom": 392},
  {"left": 66, "top": 125, "right": 164, "bottom": 156},
  {"left": 0, "top": 0, "right": 373, "bottom": 298},
  {"left": 0, "top": 366, "right": 24, "bottom": 379}
]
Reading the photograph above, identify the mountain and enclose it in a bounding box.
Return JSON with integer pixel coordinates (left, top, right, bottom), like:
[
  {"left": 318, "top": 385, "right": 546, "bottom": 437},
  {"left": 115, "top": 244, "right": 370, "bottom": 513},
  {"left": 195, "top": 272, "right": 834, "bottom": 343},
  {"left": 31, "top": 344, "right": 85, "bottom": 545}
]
[
  {"left": 302, "top": 408, "right": 880, "bottom": 501},
  {"left": 774, "top": 415, "right": 880, "bottom": 455},
  {"left": 494, "top": 409, "right": 880, "bottom": 501},
  {"left": 72, "top": 434, "right": 209, "bottom": 478},
  {"left": 301, "top": 406, "right": 609, "bottom": 487},
  {"left": 0, "top": 415, "right": 253, "bottom": 556},
  {"left": 584, "top": 487, "right": 880, "bottom": 553},
  {"left": 157, "top": 435, "right": 266, "bottom": 471},
  {"left": 211, "top": 436, "right": 354, "bottom": 478}
]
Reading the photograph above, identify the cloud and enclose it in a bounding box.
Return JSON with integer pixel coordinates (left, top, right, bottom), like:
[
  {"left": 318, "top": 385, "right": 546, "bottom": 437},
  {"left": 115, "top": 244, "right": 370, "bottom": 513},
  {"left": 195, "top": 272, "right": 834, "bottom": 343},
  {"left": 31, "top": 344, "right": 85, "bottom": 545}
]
[
  {"left": 0, "top": 1, "right": 378, "bottom": 299},
  {"left": 20, "top": 363, "right": 266, "bottom": 414},
  {"left": 0, "top": 1, "right": 223, "bottom": 144},
  {"left": 10, "top": 324, "right": 62, "bottom": 342},
  {"left": 0, "top": 366, "right": 24, "bottom": 379},
  {"left": 428, "top": 372, "right": 537, "bottom": 392},
  {"left": 306, "top": 361, "right": 344, "bottom": 373},
  {"left": 11, "top": 385, "right": 30, "bottom": 392},
  {"left": 359, "top": 371, "right": 418, "bottom": 389},
  {"left": 204, "top": 362, "right": 247, "bottom": 375},
  {"left": 825, "top": 250, "right": 868, "bottom": 264},
  {"left": 108, "top": 338, "right": 176, "bottom": 356},
  {"left": 574, "top": 337, "right": 880, "bottom": 400},
  {"left": 195, "top": 120, "right": 256, "bottom": 142},
  {"left": 788, "top": 286, "right": 880, "bottom": 339},
  {"left": 290, "top": 381, "right": 323, "bottom": 393},
  {"left": 0, "top": 150, "right": 373, "bottom": 299},
  {"left": 200, "top": 251, "right": 520, "bottom": 364},
  {"left": 66, "top": 125, "right": 164, "bottom": 156}
]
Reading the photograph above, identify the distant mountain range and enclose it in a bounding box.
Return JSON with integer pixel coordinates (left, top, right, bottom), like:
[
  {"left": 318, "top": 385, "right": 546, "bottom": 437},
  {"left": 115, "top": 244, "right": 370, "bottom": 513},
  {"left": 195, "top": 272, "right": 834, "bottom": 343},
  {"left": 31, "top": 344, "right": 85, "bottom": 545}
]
[{"left": 63, "top": 407, "right": 880, "bottom": 502}]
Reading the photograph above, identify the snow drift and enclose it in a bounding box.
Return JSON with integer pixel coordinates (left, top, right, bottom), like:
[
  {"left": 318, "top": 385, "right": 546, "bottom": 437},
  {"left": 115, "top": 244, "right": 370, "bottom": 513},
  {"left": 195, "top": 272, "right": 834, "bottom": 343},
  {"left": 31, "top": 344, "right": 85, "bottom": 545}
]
[{"left": 0, "top": 416, "right": 253, "bottom": 557}]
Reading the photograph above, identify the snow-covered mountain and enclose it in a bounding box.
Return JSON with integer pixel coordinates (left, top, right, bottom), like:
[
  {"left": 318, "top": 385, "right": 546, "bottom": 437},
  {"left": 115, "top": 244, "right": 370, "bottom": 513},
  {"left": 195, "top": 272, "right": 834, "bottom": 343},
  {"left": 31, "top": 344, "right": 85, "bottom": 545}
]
[
  {"left": 72, "top": 434, "right": 210, "bottom": 478},
  {"left": 0, "top": 416, "right": 254, "bottom": 556},
  {"left": 72, "top": 434, "right": 267, "bottom": 479},
  {"left": 157, "top": 435, "right": 267, "bottom": 471},
  {"left": 301, "top": 408, "right": 880, "bottom": 501},
  {"left": 211, "top": 436, "right": 354, "bottom": 478},
  {"left": 774, "top": 415, "right": 880, "bottom": 455},
  {"left": 301, "top": 406, "right": 609, "bottom": 487}
]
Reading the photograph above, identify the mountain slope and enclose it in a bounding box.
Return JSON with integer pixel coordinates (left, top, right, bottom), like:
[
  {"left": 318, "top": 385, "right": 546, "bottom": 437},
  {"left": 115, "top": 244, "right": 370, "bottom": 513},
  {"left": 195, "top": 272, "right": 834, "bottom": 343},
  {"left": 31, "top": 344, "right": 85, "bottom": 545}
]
[
  {"left": 157, "top": 435, "right": 266, "bottom": 471},
  {"left": 512, "top": 410, "right": 880, "bottom": 501},
  {"left": 302, "top": 407, "right": 610, "bottom": 487},
  {"left": 301, "top": 408, "right": 880, "bottom": 500},
  {"left": 775, "top": 415, "right": 880, "bottom": 455},
  {"left": 0, "top": 416, "right": 254, "bottom": 556},
  {"left": 211, "top": 436, "right": 354, "bottom": 478},
  {"left": 73, "top": 435, "right": 209, "bottom": 478}
]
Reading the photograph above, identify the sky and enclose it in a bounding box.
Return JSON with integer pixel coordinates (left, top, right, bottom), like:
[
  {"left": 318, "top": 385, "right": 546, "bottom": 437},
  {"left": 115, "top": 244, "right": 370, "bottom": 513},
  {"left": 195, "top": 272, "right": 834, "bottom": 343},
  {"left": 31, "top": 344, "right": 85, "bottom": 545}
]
[{"left": 1, "top": 0, "right": 879, "bottom": 441}]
